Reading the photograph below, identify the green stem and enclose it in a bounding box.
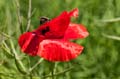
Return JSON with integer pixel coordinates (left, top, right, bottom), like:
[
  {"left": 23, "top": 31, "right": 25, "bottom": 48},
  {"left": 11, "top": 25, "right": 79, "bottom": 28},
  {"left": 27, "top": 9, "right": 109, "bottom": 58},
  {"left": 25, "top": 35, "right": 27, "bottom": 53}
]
[
  {"left": 1, "top": 32, "right": 11, "bottom": 39},
  {"left": 9, "top": 39, "right": 27, "bottom": 74},
  {"left": 53, "top": 62, "right": 58, "bottom": 79},
  {"left": 29, "top": 58, "right": 44, "bottom": 72},
  {"left": 43, "top": 67, "right": 73, "bottom": 78},
  {"left": 1, "top": 41, "right": 13, "bottom": 57},
  {"left": 51, "top": 68, "right": 54, "bottom": 79},
  {"left": 26, "top": 0, "right": 32, "bottom": 32},
  {"left": 15, "top": 0, "right": 23, "bottom": 33},
  {"left": 50, "top": 62, "right": 55, "bottom": 79}
]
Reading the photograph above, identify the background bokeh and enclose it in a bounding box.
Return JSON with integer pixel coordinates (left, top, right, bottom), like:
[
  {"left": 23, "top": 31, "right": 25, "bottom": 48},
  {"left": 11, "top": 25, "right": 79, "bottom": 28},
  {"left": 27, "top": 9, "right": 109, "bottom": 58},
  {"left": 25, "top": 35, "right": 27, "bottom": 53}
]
[{"left": 0, "top": 0, "right": 120, "bottom": 79}]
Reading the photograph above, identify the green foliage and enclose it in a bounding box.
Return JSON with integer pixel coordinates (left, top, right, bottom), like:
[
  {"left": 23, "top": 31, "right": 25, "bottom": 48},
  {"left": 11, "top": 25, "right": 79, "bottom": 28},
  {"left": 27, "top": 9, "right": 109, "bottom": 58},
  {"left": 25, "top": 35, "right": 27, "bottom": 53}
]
[{"left": 0, "top": 0, "right": 120, "bottom": 79}]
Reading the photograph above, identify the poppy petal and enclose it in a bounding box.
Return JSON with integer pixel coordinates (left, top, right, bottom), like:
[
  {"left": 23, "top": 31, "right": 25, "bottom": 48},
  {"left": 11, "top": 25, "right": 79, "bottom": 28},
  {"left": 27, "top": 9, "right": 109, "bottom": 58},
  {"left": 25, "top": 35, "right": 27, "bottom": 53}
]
[
  {"left": 35, "top": 8, "right": 79, "bottom": 39},
  {"left": 69, "top": 8, "right": 79, "bottom": 18},
  {"left": 64, "top": 23, "right": 89, "bottom": 40},
  {"left": 46, "top": 11, "right": 70, "bottom": 38},
  {"left": 35, "top": 11, "right": 70, "bottom": 39},
  {"left": 37, "top": 40, "right": 83, "bottom": 62},
  {"left": 18, "top": 32, "right": 45, "bottom": 56}
]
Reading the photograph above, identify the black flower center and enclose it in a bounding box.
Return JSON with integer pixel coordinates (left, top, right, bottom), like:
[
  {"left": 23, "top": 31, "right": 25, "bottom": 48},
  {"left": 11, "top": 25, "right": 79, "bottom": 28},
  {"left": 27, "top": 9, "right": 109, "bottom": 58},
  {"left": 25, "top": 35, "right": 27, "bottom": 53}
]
[{"left": 41, "top": 26, "right": 50, "bottom": 35}]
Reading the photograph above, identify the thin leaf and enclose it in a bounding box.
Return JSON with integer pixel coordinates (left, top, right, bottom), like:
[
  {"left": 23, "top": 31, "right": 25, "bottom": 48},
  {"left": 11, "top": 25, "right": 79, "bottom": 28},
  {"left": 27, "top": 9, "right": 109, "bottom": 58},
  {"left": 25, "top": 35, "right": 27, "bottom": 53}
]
[
  {"left": 102, "top": 33, "right": 120, "bottom": 41},
  {"left": 101, "top": 17, "right": 120, "bottom": 23}
]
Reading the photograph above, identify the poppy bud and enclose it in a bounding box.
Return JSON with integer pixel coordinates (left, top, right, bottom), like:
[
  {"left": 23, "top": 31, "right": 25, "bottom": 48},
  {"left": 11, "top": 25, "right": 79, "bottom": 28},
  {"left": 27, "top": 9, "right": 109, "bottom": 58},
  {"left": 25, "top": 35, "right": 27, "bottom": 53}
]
[{"left": 40, "top": 17, "right": 50, "bottom": 25}]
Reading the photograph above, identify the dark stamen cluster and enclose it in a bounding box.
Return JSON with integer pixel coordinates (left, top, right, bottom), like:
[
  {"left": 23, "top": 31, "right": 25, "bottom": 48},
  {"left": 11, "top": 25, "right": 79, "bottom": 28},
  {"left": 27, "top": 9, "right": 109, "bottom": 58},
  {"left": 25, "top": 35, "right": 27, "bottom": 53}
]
[{"left": 41, "top": 26, "right": 50, "bottom": 35}]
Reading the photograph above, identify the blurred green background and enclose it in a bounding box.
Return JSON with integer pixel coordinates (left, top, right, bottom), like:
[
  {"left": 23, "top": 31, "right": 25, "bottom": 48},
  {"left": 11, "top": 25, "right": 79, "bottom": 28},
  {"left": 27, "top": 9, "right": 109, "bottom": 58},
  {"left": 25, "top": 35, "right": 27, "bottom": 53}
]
[{"left": 0, "top": 0, "right": 120, "bottom": 79}]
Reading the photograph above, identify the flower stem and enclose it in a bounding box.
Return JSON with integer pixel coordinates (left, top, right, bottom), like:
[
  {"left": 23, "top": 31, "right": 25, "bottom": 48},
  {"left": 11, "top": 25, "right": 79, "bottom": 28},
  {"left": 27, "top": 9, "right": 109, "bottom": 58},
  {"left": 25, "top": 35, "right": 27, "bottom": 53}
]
[
  {"left": 26, "top": 0, "right": 32, "bottom": 32},
  {"left": 50, "top": 62, "right": 55, "bottom": 79},
  {"left": 51, "top": 68, "right": 54, "bottom": 79}
]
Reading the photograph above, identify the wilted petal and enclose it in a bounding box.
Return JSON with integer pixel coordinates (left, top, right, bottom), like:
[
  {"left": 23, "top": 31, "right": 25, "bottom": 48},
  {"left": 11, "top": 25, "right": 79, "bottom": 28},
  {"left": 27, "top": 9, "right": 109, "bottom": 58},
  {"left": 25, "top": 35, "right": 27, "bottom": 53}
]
[
  {"left": 37, "top": 40, "right": 83, "bottom": 62},
  {"left": 64, "top": 23, "right": 89, "bottom": 40},
  {"left": 18, "top": 32, "right": 45, "bottom": 56}
]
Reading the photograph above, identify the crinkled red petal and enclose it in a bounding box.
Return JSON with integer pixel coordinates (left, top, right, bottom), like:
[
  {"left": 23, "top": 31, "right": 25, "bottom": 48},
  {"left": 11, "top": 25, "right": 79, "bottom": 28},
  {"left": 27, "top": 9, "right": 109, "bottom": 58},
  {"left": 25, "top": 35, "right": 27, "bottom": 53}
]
[
  {"left": 49, "top": 11, "right": 70, "bottom": 33},
  {"left": 34, "top": 8, "right": 79, "bottom": 39},
  {"left": 64, "top": 23, "right": 89, "bottom": 40},
  {"left": 37, "top": 40, "right": 83, "bottom": 62},
  {"left": 35, "top": 11, "right": 70, "bottom": 39},
  {"left": 18, "top": 32, "right": 45, "bottom": 56}
]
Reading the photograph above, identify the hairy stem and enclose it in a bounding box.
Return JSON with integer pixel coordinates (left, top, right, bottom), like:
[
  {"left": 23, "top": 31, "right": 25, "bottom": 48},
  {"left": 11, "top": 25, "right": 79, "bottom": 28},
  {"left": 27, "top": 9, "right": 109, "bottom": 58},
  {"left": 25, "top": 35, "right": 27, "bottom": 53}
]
[
  {"left": 10, "top": 39, "right": 27, "bottom": 74},
  {"left": 15, "top": 0, "right": 23, "bottom": 33},
  {"left": 29, "top": 58, "right": 44, "bottom": 72},
  {"left": 43, "top": 67, "right": 73, "bottom": 78},
  {"left": 26, "top": 0, "right": 32, "bottom": 32}
]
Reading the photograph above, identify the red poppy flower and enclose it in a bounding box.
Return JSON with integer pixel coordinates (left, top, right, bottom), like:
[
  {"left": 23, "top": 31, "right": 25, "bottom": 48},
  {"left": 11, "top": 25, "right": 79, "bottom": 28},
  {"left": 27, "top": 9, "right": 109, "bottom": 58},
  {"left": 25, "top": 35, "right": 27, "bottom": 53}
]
[{"left": 18, "top": 8, "right": 89, "bottom": 62}]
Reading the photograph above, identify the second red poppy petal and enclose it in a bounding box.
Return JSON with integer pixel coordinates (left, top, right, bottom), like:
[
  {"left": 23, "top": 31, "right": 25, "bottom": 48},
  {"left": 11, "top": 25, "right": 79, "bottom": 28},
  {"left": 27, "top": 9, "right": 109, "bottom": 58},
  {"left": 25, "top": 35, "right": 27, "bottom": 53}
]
[
  {"left": 37, "top": 40, "right": 83, "bottom": 62},
  {"left": 64, "top": 23, "right": 89, "bottom": 40}
]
